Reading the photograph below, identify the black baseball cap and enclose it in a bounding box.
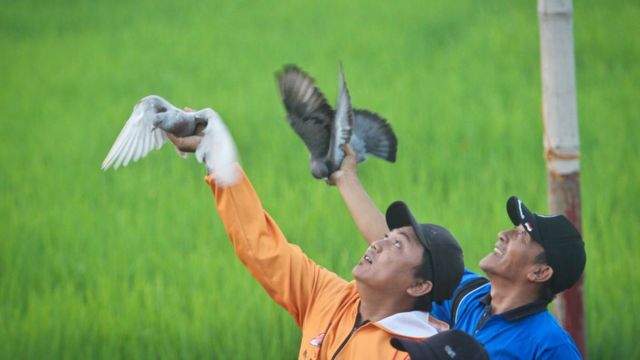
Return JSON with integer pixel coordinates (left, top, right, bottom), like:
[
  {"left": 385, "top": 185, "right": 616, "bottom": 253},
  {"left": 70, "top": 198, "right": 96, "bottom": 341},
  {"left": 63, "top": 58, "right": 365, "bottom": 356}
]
[
  {"left": 506, "top": 196, "right": 586, "bottom": 294},
  {"left": 386, "top": 201, "right": 464, "bottom": 302},
  {"left": 391, "top": 330, "right": 489, "bottom": 360}
]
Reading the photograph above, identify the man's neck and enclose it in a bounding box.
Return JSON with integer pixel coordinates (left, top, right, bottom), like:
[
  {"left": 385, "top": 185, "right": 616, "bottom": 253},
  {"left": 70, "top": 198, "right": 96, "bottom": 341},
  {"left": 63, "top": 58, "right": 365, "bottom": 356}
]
[
  {"left": 488, "top": 276, "right": 541, "bottom": 314},
  {"left": 356, "top": 284, "right": 416, "bottom": 323}
]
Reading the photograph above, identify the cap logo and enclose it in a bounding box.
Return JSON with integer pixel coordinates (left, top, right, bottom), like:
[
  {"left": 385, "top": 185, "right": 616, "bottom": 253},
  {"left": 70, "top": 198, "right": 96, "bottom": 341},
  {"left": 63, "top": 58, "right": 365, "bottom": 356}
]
[
  {"left": 518, "top": 199, "right": 526, "bottom": 220},
  {"left": 524, "top": 222, "right": 533, "bottom": 232},
  {"left": 444, "top": 345, "right": 456, "bottom": 358}
]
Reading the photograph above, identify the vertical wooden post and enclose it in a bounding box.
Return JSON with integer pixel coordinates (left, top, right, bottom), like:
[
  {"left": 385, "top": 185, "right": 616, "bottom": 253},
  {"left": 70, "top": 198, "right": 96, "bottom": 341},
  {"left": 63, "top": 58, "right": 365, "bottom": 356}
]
[{"left": 538, "top": 0, "right": 586, "bottom": 357}]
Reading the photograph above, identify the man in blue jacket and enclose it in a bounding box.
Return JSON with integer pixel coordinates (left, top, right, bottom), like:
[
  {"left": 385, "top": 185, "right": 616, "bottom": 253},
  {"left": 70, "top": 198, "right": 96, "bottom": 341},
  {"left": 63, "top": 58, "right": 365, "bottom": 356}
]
[
  {"left": 331, "top": 145, "right": 586, "bottom": 359},
  {"left": 428, "top": 196, "right": 585, "bottom": 359}
]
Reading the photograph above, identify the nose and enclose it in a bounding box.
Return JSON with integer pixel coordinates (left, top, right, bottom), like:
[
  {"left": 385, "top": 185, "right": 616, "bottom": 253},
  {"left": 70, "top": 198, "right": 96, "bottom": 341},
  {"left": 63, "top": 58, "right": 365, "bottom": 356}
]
[
  {"left": 370, "top": 240, "right": 383, "bottom": 253},
  {"left": 498, "top": 230, "right": 509, "bottom": 243}
]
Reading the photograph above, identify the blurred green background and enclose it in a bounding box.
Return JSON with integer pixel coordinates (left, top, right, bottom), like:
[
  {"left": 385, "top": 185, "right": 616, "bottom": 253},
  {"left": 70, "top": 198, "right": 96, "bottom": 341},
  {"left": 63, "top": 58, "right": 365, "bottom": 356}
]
[{"left": 1, "top": 0, "right": 638, "bottom": 358}]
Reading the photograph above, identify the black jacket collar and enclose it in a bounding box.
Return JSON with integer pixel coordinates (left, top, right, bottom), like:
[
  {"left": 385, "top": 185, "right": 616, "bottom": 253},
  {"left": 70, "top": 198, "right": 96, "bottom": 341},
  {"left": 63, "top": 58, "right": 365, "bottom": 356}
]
[{"left": 480, "top": 294, "right": 549, "bottom": 321}]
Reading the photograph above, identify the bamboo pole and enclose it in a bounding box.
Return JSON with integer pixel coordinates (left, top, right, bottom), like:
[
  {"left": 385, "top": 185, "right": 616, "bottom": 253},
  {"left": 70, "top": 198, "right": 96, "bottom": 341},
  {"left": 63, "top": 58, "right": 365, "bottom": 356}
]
[{"left": 537, "top": 0, "right": 586, "bottom": 357}]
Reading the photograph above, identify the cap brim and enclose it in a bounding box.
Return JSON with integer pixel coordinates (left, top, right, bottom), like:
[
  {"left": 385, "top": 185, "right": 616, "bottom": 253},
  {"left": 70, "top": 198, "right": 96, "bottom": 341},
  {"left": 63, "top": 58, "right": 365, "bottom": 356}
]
[
  {"left": 507, "top": 196, "right": 528, "bottom": 226},
  {"left": 386, "top": 201, "right": 431, "bottom": 249},
  {"left": 390, "top": 337, "right": 432, "bottom": 358},
  {"left": 506, "top": 196, "right": 542, "bottom": 244}
]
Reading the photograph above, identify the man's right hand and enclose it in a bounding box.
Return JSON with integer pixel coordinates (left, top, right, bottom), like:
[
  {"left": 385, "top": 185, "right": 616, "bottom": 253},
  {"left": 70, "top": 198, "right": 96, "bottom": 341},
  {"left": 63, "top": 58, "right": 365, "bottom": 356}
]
[{"left": 167, "top": 133, "right": 203, "bottom": 153}]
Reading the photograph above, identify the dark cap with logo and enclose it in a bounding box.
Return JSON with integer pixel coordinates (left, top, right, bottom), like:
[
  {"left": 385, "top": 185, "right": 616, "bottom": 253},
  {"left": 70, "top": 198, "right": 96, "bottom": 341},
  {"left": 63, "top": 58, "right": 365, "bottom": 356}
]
[
  {"left": 391, "top": 330, "right": 489, "bottom": 360},
  {"left": 506, "top": 196, "right": 586, "bottom": 294},
  {"left": 386, "top": 201, "right": 464, "bottom": 303}
]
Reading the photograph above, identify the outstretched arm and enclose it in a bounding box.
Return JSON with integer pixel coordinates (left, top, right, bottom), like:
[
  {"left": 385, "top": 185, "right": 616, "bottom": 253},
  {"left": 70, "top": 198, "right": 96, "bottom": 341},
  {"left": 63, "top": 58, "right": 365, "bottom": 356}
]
[
  {"left": 168, "top": 123, "right": 347, "bottom": 327},
  {"left": 328, "top": 145, "right": 389, "bottom": 244}
]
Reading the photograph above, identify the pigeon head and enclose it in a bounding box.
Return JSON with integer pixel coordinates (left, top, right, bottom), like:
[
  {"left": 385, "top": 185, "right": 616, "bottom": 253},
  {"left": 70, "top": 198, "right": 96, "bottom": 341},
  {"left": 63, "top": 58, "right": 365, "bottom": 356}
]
[
  {"left": 135, "top": 97, "right": 168, "bottom": 126},
  {"left": 135, "top": 96, "right": 196, "bottom": 137},
  {"left": 310, "top": 158, "right": 329, "bottom": 179},
  {"left": 139, "top": 95, "right": 172, "bottom": 114}
]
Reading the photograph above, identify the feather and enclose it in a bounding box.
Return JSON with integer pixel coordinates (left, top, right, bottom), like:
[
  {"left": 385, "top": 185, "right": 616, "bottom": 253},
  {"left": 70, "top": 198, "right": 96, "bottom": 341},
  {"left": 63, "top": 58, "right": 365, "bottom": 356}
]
[{"left": 276, "top": 65, "right": 399, "bottom": 179}]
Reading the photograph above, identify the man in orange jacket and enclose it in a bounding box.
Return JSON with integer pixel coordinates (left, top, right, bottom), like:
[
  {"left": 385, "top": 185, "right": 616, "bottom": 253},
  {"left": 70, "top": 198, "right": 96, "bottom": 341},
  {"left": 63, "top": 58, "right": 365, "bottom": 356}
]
[{"left": 168, "top": 132, "right": 464, "bottom": 359}]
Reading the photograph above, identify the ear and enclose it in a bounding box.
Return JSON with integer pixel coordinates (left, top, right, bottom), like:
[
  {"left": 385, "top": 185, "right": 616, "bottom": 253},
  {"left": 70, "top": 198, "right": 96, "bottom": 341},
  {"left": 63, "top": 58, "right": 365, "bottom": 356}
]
[
  {"left": 407, "top": 279, "right": 432, "bottom": 298},
  {"left": 527, "top": 264, "right": 553, "bottom": 284}
]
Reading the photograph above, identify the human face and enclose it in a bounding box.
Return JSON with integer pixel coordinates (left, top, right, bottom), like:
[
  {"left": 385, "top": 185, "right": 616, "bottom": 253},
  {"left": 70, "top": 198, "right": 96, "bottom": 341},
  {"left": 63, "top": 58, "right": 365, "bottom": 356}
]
[
  {"left": 352, "top": 226, "right": 426, "bottom": 293},
  {"left": 479, "top": 225, "right": 545, "bottom": 283}
]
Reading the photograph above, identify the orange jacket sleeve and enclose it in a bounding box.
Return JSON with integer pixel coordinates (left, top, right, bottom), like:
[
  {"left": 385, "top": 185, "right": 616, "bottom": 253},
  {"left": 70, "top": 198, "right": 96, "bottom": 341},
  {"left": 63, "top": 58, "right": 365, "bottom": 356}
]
[{"left": 205, "top": 166, "right": 348, "bottom": 327}]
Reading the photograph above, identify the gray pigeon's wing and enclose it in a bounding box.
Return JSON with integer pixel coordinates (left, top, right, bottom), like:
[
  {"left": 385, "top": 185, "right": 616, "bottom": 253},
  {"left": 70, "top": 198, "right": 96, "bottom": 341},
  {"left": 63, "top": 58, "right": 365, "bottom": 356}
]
[
  {"left": 326, "top": 65, "right": 353, "bottom": 175},
  {"left": 102, "top": 98, "right": 168, "bottom": 170},
  {"left": 352, "top": 109, "right": 397, "bottom": 163},
  {"left": 276, "top": 65, "right": 334, "bottom": 158}
]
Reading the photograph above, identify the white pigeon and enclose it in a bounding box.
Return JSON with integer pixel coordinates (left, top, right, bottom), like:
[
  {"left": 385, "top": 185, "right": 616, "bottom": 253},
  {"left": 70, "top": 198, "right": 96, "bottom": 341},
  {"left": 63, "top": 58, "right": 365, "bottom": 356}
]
[
  {"left": 101, "top": 95, "right": 239, "bottom": 186},
  {"left": 276, "top": 65, "right": 397, "bottom": 179}
]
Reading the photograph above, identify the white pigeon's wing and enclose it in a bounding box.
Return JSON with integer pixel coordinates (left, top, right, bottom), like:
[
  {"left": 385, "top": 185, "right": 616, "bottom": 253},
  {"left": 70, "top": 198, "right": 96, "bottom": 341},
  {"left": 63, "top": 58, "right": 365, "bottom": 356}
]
[
  {"left": 326, "top": 65, "right": 353, "bottom": 174},
  {"left": 102, "top": 100, "right": 169, "bottom": 170},
  {"left": 276, "top": 65, "right": 334, "bottom": 158},
  {"left": 195, "top": 109, "right": 239, "bottom": 187}
]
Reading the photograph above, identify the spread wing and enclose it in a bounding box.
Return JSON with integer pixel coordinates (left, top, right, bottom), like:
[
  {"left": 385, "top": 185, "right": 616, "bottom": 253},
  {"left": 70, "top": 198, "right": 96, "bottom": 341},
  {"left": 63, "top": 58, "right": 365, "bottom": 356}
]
[
  {"left": 276, "top": 65, "right": 334, "bottom": 158},
  {"left": 195, "top": 109, "right": 239, "bottom": 187},
  {"left": 326, "top": 65, "right": 353, "bottom": 174},
  {"left": 352, "top": 109, "right": 397, "bottom": 162},
  {"left": 102, "top": 99, "right": 168, "bottom": 170}
]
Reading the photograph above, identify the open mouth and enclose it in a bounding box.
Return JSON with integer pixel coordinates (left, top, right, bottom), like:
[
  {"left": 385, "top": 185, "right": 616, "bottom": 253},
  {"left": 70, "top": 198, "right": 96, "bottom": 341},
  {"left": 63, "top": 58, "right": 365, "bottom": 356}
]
[
  {"left": 493, "top": 247, "right": 504, "bottom": 256},
  {"left": 363, "top": 254, "right": 373, "bottom": 264}
]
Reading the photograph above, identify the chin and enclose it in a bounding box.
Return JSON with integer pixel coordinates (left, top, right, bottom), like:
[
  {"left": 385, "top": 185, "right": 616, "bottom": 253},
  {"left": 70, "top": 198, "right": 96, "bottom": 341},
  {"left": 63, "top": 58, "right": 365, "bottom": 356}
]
[
  {"left": 352, "top": 265, "right": 363, "bottom": 280},
  {"left": 479, "top": 255, "right": 494, "bottom": 274}
]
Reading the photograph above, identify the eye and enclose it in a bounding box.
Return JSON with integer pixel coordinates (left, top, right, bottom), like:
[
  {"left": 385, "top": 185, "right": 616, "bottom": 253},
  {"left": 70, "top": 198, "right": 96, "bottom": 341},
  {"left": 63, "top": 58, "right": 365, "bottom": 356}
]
[
  {"left": 393, "top": 240, "right": 401, "bottom": 248},
  {"left": 156, "top": 106, "right": 168, "bottom": 113}
]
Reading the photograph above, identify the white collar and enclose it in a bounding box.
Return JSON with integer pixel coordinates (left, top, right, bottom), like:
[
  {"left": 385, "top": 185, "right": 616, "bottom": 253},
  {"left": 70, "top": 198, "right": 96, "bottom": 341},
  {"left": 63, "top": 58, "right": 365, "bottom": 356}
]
[{"left": 375, "top": 311, "right": 446, "bottom": 338}]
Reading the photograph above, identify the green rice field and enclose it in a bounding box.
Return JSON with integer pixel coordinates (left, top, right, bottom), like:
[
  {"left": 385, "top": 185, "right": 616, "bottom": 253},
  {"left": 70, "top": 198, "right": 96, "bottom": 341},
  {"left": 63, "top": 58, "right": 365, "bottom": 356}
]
[{"left": 1, "top": 0, "right": 638, "bottom": 358}]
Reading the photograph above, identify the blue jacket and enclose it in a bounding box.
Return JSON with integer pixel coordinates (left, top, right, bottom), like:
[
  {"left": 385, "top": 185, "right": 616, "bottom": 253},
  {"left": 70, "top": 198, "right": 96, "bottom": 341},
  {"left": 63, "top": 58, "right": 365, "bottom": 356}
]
[{"left": 431, "top": 270, "right": 582, "bottom": 359}]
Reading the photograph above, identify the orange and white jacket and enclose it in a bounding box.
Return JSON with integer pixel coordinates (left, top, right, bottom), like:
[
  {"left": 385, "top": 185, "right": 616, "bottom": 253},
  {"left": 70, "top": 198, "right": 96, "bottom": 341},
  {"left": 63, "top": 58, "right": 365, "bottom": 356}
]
[{"left": 206, "top": 168, "right": 448, "bottom": 359}]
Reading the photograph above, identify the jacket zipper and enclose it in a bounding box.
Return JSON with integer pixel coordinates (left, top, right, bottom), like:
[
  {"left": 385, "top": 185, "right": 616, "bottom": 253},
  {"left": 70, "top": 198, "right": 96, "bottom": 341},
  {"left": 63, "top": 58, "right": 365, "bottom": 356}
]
[
  {"left": 331, "top": 314, "right": 369, "bottom": 360},
  {"left": 474, "top": 304, "right": 492, "bottom": 335}
]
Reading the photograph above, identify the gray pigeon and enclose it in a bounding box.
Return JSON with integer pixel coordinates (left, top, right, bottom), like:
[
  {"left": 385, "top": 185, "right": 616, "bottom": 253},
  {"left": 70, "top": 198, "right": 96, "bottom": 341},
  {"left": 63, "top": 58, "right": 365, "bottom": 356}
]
[
  {"left": 276, "top": 65, "right": 397, "bottom": 179},
  {"left": 102, "top": 95, "right": 239, "bottom": 186}
]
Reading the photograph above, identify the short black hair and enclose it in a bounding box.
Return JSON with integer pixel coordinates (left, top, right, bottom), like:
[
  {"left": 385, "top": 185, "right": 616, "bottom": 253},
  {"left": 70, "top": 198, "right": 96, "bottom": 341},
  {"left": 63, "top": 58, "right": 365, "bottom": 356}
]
[
  {"left": 412, "top": 248, "right": 434, "bottom": 311},
  {"left": 534, "top": 250, "right": 555, "bottom": 303}
]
